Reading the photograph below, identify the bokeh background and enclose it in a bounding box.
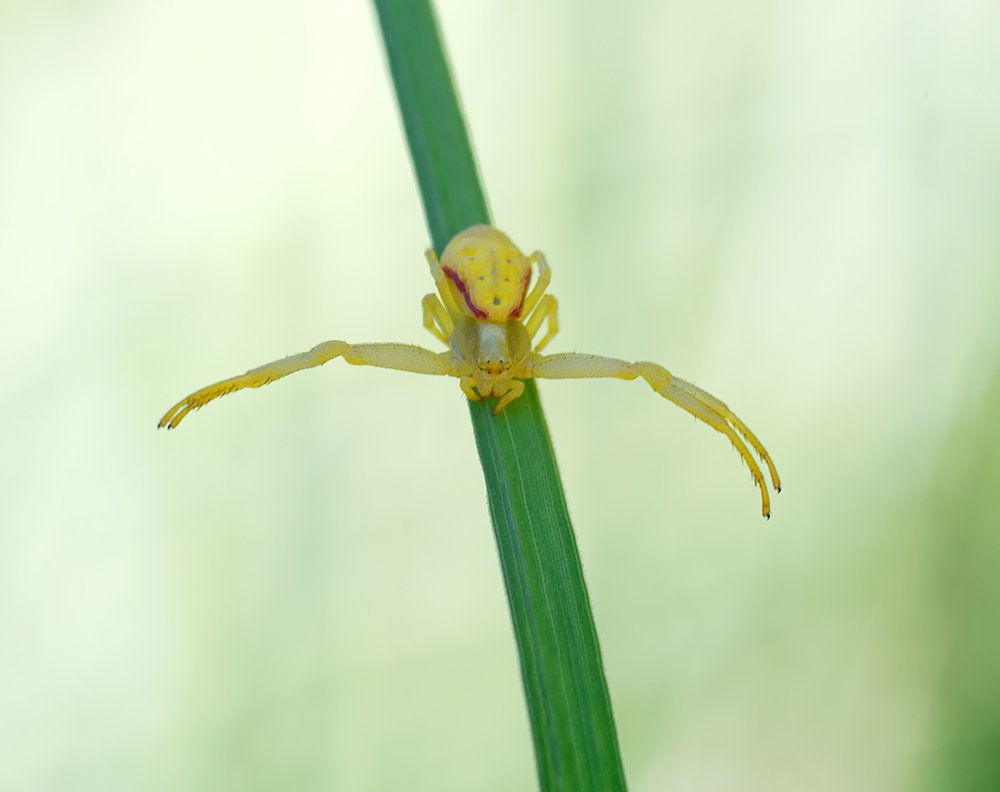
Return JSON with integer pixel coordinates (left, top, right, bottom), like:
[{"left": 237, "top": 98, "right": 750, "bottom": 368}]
[{"left": 2, "top": 1, "right": 998, "bottom": 790}]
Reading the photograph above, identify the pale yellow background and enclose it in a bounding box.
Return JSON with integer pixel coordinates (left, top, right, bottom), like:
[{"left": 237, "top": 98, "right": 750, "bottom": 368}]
[{"left": 2, "top": 1, "right": 998, "bottom": 790}]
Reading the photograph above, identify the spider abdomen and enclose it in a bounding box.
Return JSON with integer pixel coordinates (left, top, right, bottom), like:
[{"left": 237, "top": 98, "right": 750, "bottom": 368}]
[{"left": 439, "top": 225, "right": 532, "bottom": 321}]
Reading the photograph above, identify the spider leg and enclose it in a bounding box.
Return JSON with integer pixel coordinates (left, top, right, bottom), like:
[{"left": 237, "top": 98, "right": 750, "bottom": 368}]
[
  {"left": 459, "top": 376, "right": 481, "bottom": 402},
  {"left": 521, "top": 250, "right": 551, "bottom": 317},
  {"left": 523, "top": 294, "right": 559, "bottom": 352},
  {"left": 665, "top": 376, "right": 782, "bottom": 493},
  {"left": 493, "top": 378, "right": 525, "bottom": 414},
  {"left": 525, "top": 352, "right": 777, "bottom": 517},
  {"left": 422, "top": 293, "right": 454, "bottom": 345},
  {"left": 159, "top": 341, "right": 453, "bottom": 429},
  {"left": 425, "top": 248, "right": 465, "bottom": 320}
]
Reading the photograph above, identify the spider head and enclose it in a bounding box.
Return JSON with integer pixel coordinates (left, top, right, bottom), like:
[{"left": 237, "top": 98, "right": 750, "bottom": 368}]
[
  {"left": 451, "top": 318, "right": 531, "bottom": 390},
  {"left": 439, "top": 225, "right": 532, "bottom": 322}
]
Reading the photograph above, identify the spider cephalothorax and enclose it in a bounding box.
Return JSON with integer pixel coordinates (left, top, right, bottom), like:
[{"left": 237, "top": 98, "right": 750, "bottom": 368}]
[{"left": 160, "top": 225, "right": 781, "bottom": 516}]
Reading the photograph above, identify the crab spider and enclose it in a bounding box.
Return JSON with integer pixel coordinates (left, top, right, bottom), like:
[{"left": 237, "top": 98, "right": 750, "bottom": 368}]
[{"left": 159, "top": 225, "right": 781, "bottom": 516}]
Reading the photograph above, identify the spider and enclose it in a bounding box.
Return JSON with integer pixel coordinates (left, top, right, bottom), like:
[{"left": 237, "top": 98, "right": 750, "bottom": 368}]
[{"left": 159, "top": 225, "right": 781, "bottom": 516}]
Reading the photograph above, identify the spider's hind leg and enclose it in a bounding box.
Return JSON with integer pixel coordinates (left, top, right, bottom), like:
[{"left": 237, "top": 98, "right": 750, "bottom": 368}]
[
  {"left": 524, "top": 294, "right": 559, "bottom": 352},
  {"left": 425, "top": 248, "right": 464, "bottom": 320},
  {"left": 521, "top": 251, "right": 551, "bottom": 317},
  {"left": 520, "top": 251, "right": 557, "bottom": 351},
  {"left": 422, "top": 293, "right": 453, "bottom": 345}
]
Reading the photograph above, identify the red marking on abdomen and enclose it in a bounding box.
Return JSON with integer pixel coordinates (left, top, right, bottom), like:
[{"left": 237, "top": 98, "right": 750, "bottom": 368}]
[
  {"left": 510, "top": 271, "right": 532, "bottom": 318},
  {"left": 443, "top": 266, "right": 488, "bottom": 319}
]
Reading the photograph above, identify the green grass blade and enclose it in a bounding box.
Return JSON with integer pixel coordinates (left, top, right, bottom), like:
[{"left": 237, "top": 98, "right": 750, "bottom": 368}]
[{"left": 373, "top": 2, "right": 627, "bottom": 789}]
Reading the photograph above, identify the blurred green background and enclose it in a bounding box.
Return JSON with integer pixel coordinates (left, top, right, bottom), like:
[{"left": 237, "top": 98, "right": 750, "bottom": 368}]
[{"left": 2, "top": 1, "right": 998, "bottom": 790}]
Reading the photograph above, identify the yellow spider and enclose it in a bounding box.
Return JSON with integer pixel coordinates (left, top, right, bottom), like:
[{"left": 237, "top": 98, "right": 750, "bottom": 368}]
[{"left": 159, "top": 225, "right": 781, "bottom": 516}]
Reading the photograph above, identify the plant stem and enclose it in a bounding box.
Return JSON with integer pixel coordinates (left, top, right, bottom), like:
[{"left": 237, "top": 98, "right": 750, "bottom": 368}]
[{"left": 372, "top": 2, "right": 627, "bottom": 789}]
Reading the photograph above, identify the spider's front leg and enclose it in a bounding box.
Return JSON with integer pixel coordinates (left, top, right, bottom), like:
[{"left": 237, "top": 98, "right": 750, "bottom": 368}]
[
  {"left": 159, "top": 341, "right": 455, "bottom": 429},
  {"left": 524, "top": 352, "right": 780, "bottom": 517}
]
